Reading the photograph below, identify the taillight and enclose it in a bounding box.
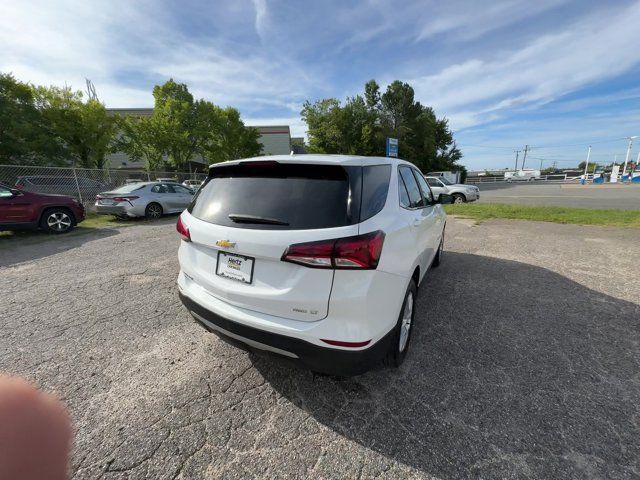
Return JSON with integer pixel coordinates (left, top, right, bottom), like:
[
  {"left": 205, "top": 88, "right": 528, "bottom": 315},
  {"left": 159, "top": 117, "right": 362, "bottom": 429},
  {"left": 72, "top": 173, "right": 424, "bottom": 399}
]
[
  {"left": 281, "top": 231, "right": 385, "bottom": 269},
  {"left": 176, "top": 215, "right": 191, "bottom": 242},
  {"left": 112, "top": 196, "right": 139, "bottom": 202}
]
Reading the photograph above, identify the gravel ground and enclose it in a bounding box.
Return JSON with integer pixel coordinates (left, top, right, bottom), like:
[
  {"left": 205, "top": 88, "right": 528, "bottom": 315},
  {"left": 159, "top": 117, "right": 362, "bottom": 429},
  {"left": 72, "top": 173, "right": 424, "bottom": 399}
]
[
  {"left": 475, "top": 182, "right": 640, "bottom": 210},
  {"left": 1, "top": 218, "right": 639, "bottom": 479}
]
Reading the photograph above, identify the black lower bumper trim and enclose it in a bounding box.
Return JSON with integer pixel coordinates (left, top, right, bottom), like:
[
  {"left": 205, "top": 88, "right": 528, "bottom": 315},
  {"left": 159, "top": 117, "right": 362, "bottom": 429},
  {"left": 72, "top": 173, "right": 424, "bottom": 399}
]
[{"left": 179, "top": 292, "right": 393, "bottom": 376}]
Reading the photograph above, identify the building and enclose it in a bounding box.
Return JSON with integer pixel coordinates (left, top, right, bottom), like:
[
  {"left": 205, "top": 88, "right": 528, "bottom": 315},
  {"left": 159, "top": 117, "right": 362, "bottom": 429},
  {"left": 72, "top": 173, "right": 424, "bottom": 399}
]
[
  {"left": 105, "top": 108, "right": 292, "bottom": 169},
  {"left": 254, "top": 126, "right": 291, "bottom": 156}
]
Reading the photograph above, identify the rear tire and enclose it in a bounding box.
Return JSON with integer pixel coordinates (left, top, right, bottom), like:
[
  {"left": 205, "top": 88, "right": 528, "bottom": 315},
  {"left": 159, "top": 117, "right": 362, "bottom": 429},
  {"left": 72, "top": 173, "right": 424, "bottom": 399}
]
[
  {"left": 384, "top": 280, "right": 417, "bottom": 369},
  {"left": 40, "top": 208, "right": 75, "bottom": 234},
  {"left": 145, "top": 202, "right": 163, "bottom": 219},
  {"left": 452, "top": 193, "right": 466, "bottom": 204}
]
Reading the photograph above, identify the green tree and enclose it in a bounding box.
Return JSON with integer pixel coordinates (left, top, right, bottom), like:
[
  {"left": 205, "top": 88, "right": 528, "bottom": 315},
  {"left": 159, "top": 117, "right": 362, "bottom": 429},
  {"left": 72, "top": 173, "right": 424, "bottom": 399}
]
[
  {"left": 113, "top": 79, "right": 261, "bottom": 170},
  {"left": 302, "top": 79, "right": 463, "bottom": 174},
  {"left": 578, "top": 161, "right": 597, "bottom": 173},
  {"left": 112, "top": 114, "right": 169, "bottom": 171},
  {"left": 151, "top": 79, "right": 200, "bottom": 170},
  {"left": 0, "top": 73, "right": 66, "bottom": 165},
  {"left": 192, "top": 102, "right": 261, "bottom": 163},
  {"left": 34, "top": 85, "right": 116, "bottom": 168}
]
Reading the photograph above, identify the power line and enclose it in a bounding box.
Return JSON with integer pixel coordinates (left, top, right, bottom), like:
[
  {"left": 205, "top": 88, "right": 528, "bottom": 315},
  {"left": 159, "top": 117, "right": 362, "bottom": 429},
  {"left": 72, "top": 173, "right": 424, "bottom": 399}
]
[
  {"left": 458, "top": 136, "right": 628, "bottom": 150},
  {"left": 457, "top": 143, "right": 516, "bottom": 149},
  {"left": 532, "top": 137, "right": 626, "bottom": 149}
]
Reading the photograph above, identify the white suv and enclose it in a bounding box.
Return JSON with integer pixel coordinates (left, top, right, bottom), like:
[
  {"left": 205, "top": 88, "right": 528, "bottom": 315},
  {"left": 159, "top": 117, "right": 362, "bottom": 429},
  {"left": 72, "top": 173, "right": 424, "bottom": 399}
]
[{"left": 176, "top": 155, "right": 447, "bottom": 375}]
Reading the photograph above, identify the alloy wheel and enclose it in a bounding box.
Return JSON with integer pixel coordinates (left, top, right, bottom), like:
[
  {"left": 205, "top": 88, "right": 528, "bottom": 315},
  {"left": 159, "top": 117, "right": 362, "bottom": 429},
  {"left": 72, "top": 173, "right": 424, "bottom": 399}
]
[
  {"left": 147, "top": 204, "right": 162, "bottom": 218},
  {"left": 399, "top": 291, "right": 413, "bottom": 352},
  {"left": 47, "top": 212, "right": 72, "bottom": 232}
]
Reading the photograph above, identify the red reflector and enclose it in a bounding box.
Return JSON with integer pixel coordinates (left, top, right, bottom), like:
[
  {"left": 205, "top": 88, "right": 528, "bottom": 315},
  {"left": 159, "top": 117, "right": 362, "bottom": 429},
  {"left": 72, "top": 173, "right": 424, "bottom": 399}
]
[
  {"left": 176, "top": 215, "right": 191, "bottom": 242},
  {"left": 321, "top": 339, "right": 371, "bottom": 348},
  {"left": 281, "top": 230, "right": 385, "bottom": 269}
]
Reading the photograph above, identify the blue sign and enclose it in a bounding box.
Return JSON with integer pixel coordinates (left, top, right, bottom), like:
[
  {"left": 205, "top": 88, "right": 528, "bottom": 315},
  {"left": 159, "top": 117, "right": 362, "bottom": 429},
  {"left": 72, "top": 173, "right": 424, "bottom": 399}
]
[{"left": 386, "top": 137, "right": 398, "bottom": 158}]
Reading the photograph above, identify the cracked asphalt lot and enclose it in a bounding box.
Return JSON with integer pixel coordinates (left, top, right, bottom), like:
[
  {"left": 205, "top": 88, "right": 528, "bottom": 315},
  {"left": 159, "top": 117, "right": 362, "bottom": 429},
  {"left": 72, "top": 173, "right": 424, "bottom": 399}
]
[{"left": 1, "top": 217, "right": 639, "bottom": 479}]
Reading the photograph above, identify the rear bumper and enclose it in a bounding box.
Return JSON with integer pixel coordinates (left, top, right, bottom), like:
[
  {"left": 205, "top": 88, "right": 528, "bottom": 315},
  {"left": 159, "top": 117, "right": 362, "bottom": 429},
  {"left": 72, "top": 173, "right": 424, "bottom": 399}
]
[
  {"left": 74, "top": 204, "right": 86, "bottom": 223},
  {"left": 179, "top": 292, "right": 394, "bottom": 376},
  {"left": 95, "top": 204, "right": 128, "bottom": 215}
]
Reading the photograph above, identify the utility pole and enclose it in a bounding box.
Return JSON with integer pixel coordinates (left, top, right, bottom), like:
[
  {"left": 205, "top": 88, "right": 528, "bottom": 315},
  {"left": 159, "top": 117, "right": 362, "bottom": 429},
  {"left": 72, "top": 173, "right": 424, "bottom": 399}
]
[
  {"left": 513, "top": 150, "right": 520, "bottom": 171},
  {"left": 522, "top": 145, "right": 530, "bottom": 169},
  {"left": 539, "top": 157, "right": 544, "bottom": 171},
  {"left": 622, "top": 136, "right": 637, "bottom": 181},
  {"left": 582, "top": 145, "right": 591, "bottom": 184}
]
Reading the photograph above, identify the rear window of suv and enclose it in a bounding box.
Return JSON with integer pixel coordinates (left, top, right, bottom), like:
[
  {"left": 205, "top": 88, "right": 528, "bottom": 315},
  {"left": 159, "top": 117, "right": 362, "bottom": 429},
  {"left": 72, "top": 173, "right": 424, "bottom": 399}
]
[{"left": 188, "top": 162, "right": 390, "bottom": 230}]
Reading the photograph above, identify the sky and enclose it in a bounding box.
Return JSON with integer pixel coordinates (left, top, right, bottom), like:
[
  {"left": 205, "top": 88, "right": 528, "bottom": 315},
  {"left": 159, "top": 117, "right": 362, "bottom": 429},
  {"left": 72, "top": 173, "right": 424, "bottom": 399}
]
[{"left": 1, "top": 0, "right": 640, "bottom": 170}]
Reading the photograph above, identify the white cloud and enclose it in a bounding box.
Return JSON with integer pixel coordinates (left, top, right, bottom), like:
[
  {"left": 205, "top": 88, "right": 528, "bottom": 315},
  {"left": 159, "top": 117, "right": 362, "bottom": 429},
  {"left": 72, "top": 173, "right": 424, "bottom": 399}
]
[
  {"left": 409, "top": 2, "right": 640, "bottom": 131},
  {"left": 0, "top": 0, "right": 317, "bottom": 115},
  {"left": 251, "top": 0, "right": 268, "bottom": 40},
  {"left": 415, "top": 0, "right": 568, "bottom": 42}
]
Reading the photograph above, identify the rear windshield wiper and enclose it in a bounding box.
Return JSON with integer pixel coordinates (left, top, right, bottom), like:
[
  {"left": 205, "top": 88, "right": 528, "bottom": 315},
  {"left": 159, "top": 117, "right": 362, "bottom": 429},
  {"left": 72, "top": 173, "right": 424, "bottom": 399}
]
[{"left": 228, "top": 214, "right": 289, "bottom": 226}]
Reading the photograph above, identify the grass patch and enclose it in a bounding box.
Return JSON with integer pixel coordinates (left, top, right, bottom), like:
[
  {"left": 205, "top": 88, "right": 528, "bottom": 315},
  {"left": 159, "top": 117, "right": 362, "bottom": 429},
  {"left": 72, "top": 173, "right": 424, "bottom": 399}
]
[
  {"left": 444, "top": 203, "right": 640, "bottom": 227},
  {"left": 0, "top": 213, "right": 136, "bottom": 242},
  {"left": 77, "top": 213, "right": 131, "bottom": 230}
]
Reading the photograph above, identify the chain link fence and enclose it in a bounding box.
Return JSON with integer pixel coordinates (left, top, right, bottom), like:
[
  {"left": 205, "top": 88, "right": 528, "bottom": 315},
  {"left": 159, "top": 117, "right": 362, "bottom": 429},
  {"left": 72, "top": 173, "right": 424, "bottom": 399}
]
[{"left": 0, "top": 165, "right": 208, "bottom": 210}]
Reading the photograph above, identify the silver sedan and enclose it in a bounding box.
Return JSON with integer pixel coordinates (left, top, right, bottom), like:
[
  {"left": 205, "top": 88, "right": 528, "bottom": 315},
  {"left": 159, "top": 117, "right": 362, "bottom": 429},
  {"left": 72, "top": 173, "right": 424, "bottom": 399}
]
[{"left": 95, "top": 182, "right": 194, "bottom": 219}]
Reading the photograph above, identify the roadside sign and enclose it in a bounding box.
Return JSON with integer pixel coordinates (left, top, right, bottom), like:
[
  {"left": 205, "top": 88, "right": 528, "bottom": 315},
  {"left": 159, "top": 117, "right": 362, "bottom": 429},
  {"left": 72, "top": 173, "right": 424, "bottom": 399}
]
[
  {"left": 386, "top": 137, "right": 398, "bottom": 158},
  {"left": 611, "top": 165, "right": 619, "bottom": 183}
]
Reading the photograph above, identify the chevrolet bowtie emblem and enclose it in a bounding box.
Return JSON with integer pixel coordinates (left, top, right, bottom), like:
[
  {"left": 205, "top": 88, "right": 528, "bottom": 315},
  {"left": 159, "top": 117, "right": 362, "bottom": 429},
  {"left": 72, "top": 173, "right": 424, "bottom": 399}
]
[{"left": 216, "top": 240, "right": 236, "bottom": 248}]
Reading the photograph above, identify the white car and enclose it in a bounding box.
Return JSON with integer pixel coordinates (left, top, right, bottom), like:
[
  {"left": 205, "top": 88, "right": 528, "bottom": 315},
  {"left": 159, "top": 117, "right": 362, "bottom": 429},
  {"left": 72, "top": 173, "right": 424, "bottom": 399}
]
[
  {"left": 425, "top": 176, "right": 479, "bottom": 203},
  {"left": 176, "top": 155, "right": 447, "bottom": 375},
  {"left": 183, "top": 179, "right": 204, "bottom": 189},
  {"left": 95, "top": 182, "right": 194, "bottom": 219}
]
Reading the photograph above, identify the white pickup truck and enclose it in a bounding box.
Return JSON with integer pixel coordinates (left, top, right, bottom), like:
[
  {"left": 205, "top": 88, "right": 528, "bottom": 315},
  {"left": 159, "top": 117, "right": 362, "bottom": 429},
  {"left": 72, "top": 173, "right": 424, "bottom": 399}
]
[{"left": 425, "top": 176, "right": 480, "bottom": 204}]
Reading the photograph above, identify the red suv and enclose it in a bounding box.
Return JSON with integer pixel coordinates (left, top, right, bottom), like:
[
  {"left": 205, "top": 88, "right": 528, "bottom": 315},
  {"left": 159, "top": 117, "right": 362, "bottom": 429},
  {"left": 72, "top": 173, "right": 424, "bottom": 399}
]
[{"left": 0, "top": 183, "right": 85, "bottom": 234}]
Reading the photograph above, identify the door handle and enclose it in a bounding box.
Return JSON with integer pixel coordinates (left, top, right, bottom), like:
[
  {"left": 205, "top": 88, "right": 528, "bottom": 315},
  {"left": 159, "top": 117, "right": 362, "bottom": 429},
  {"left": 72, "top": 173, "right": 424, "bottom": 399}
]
[{"left": 412, "top": 218, "right": 421, "bottom": 227}]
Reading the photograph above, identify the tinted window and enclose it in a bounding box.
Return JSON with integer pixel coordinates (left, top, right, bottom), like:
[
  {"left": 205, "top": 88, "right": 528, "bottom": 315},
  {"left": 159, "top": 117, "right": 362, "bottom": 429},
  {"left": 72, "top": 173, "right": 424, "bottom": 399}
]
[
  {"left": 110, "top": 184, "right": 146, "bottom": 194},
  {"left": 360, "top": 164, "right": 391, "bottom": 222},
  {"left": 27, "top": 177, "right": 47, "bottom": 185},
  {"left": 173, "top": 185, "right": 193, "bottom": 194},
  {"left": 399, "top": 167, "right": 423, "bottom": 208},
  {"left": 426, "top": 178, "right": 441, "bottom": 187},
  {"left": 414, "top": 171, "right": 434, "bottom": 204},
  {"left": 151, "top": 184, "right": 171, "bottom": 193},
  {"left": 189, "top": 163, "right": 361, "bottom": 230},
  {"left": 398, "top": 175, "right": 410, "bottom": 208}
]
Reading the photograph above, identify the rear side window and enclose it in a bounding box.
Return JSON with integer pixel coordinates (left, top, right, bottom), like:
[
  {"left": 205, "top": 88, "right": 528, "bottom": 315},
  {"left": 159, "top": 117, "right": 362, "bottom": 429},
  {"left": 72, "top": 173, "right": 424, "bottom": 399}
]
[
  {"left": 110, "top": 184, "right": 146, "bottom": 194},
  {"left": 399, "top": 167, "right": 424, "bottom": 208},
  {"left": 413, "top": 171, "right": 434, "bottom": 204},
  {"left": 360, "top": 165, "right": 391, "bottom": 222},
  {"left": 189, "top": 163, "right": 362, "bottom": 230},
  {"left": 398, "top": 175, "right": 410, "bottom": 208},
  {"left": 151, "top": 184, "right": 171, "bottom": 193}
]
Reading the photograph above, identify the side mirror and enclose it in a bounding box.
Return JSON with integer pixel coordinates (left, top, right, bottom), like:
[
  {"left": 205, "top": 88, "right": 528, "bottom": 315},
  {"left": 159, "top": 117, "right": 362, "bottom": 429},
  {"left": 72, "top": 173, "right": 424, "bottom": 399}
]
[
  {"left": 10, "top": 189, "right": 23, "bottom": 196},
  {"left": 437, "top": 193, "right": 454, "bottom": 204}
]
